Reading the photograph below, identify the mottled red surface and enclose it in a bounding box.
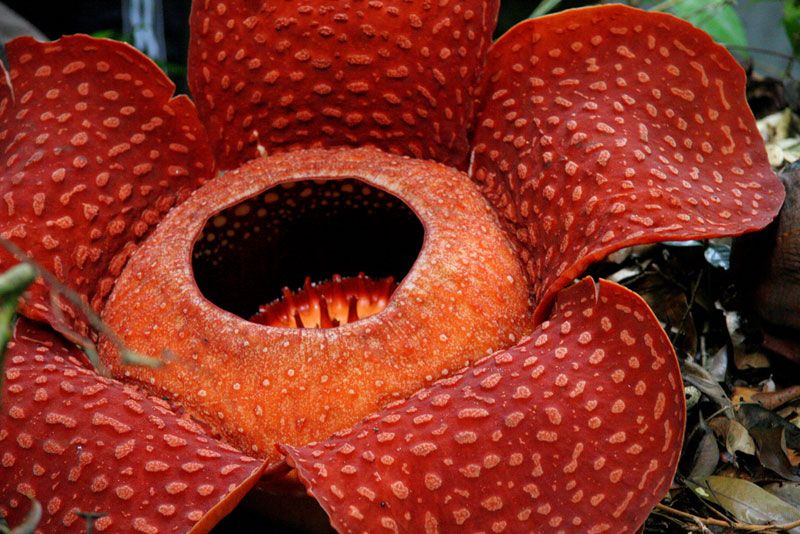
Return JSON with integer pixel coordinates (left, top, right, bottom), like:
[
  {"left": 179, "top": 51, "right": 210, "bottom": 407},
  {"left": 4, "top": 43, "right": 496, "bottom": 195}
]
[
  {"left": 470, "top": 5, "right": 785, "bottom": 321},
  {"left": 282, "top": 278, "right": 684, "bottom": 533},
  {"left": 0, "top": 3, "right": 789, "bottom": 533},
  {"left": 188, "top": 0, "right": 499, "bottom": 170},
  {"left": 0, "top": 36, "right": 214, "bottom": 332},
  {"left": 0, "top": 319, "right": 267, "bottom": 532}
]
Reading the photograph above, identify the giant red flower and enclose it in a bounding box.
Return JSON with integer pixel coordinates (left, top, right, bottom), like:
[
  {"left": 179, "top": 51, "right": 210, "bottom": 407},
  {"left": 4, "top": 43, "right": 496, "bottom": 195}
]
[{"left": 0, "top": 3, "right": 785, "bottom": 533}]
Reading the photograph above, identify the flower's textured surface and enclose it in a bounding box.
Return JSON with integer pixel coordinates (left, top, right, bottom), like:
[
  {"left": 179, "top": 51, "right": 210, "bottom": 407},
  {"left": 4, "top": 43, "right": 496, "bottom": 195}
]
[
  {"left": 0, "top": 36, "right": 215, "bottom": 331},
  {"left": 188, "top": 0, "right": 499, "bottom": 170},
  {"left": 0, "top": 3, "right": 788, "bottom": 533},
  {"left": 99, "top": 147, "right": 532, "bottom": 463},
  {"left": 470, "top": 5, "right": 785, "bottom": 321},
  {"left": 282, "top": 278, "right": 684, "bottom": 533},
  {"left": 0, "top": 319, "right": 267, "bottom": 533}
]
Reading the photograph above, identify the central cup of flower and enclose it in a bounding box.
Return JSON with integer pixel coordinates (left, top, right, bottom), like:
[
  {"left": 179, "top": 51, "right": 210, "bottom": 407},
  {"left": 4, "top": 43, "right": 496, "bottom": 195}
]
[
  {"left": 192, "top": 176, "right": 423, "bottom": 328},
  {"left": 99, "top": 147, "right": 532, "bottom": 461}
]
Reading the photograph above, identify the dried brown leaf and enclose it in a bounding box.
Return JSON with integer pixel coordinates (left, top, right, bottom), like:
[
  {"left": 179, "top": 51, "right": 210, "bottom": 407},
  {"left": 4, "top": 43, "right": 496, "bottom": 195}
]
[
  {"left": 689, "top": 420, "right": 722, "bottom": 483},
  {"left": 764, "top": 481, "right": 800, "bottom": 508},
  {"left": 683, "top": 359, "right": 734, "bottom": 418},
  {"left": 754, "top": 386, "right": 800, "bottom": 410},
  {"left": 696, "top": 476, "right": 800, "bottom": 533},
  {"left": 708, "top": 416, "right": 757, "bottom": 457}
]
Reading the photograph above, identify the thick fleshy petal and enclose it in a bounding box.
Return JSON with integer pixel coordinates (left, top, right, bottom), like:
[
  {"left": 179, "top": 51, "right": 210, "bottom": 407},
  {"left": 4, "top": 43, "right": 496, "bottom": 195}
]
[
  {"left": 0, "top": 35, "right": 215, "bottom": 330},
  {"left": 0, "top": 319, "right": 266, "bottom": 533},
  {"left": 188, "top": 0, "right": 499, "bottom": 170},
  {"left": 281, "top": 278, "right": 684, "bottom": 533},
  {"left": 469, "top": 5, "right": 785, "bottom": 321}
]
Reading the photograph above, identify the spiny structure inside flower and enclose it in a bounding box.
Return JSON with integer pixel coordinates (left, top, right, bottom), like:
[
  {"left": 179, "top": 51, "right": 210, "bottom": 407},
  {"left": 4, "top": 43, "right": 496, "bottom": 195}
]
[
  {"left": 251, "top": 274, "right": 397, "bottom": 329},
  {"left": 192, "top": 179, "right": 422, "bottom": 319}
]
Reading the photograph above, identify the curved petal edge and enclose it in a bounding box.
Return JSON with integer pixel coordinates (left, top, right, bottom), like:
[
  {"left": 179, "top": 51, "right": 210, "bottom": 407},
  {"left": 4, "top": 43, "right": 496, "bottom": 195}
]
[
  {"left": 0, "top": 319, "right": 266, "bottom": 533},
  {"left": 281, "top": 277, "right": 686, "bottom": 533},
  {"left": 0, "top": 35, "right": 215, "bottom": 333},
  {"left": 469, "top": 5, "right": 785, "bottom": 321},
  {"left": 188, "top": 0, "right": 500, "bottom": 170}
]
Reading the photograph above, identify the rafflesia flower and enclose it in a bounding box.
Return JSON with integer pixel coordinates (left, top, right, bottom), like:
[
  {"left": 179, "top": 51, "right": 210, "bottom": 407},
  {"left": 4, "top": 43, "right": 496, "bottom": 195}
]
[{"left": 0, "top": 2, "right": 785, "bottom": 532}]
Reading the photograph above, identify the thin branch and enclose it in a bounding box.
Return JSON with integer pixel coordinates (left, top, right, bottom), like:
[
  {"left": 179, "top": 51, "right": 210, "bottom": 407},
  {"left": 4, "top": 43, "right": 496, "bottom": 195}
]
[
  {"left": 650, "top": 0, "right": 734, "bottom": 15},
  {"left": 656, "top": 503, "right": 800, "bottom": 531},
  {"left": 726, "top": 44, "right": 797, "bottom": 62},
  {"left": 8, "top": 498, "right": 41, "bottom": 534},
  {"left": 47, "top": 287, "right": 101, "bottom": 367},
  {"left": 670, "top": 268, "right": 703, "bottom": 351},
  {"left": 0, "top": 238, "right": 162, "bottom": 370}
]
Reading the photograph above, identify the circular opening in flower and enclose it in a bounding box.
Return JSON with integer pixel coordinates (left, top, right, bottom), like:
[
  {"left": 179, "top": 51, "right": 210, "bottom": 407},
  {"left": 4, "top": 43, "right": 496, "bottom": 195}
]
[{"left": 191, "top": 178, "right": 424, "bottom": 325}]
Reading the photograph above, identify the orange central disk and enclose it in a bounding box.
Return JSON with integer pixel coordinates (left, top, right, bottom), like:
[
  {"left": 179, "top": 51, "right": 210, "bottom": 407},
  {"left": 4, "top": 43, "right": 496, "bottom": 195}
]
[
  {"left": 99, "top": 147, "right": 533, "bottom": 464},
  {"left": 252, "top": 274, "right": 397, "bottom": 329}
]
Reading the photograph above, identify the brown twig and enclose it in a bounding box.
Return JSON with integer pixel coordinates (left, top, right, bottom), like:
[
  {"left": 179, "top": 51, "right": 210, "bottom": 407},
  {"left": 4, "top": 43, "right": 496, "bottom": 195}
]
[{"left": 655, "top": 502, "right": 800, "bottom": 531}]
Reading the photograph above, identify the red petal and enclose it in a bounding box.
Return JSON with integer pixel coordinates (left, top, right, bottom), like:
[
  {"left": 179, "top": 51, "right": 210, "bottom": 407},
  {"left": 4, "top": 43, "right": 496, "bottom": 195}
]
[
  {"left": 469, "top": 5, "right": 785, "bottom": 321},
  {"left": 281, "top": 278, "right": 685, "bottom": 532},
  {"left": 188, "top": 0, "right": 499, "bottom": 170},
  {"left": 0, "top": 36, "right": 215, "bottom": 330},
  {"left": 1, "top": 319, "right": 266, "bottom": 533}
]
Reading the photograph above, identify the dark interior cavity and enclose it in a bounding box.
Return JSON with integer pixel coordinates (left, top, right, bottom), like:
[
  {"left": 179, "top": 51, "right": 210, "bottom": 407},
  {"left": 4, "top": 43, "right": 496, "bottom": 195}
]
[{"left": 192, "top": 178, "right": 424, "bottom": 319}]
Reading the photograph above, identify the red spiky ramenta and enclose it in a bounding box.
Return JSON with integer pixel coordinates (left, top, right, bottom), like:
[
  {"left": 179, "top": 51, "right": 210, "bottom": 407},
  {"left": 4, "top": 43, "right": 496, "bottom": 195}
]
[{"left": 251, "top": 274, "right": 397, "bottom": 328}]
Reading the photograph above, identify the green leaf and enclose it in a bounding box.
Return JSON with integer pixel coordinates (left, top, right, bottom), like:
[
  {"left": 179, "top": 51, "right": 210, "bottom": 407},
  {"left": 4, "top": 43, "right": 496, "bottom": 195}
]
[
  {"left": 764, "top": 481, "right": 800, "bottom": 508},
  {"left": 0, "top": 263, "right": 36, "bottom": 396},
  {"left": 785, "top": 0, "right": 800, "bottom": 58},
  {"left": 530, "top": 0, "right": 564, "bottom": 18},
  {"left": 89, "top": 29, "right": 133, "bottom": 45},
  {"left": 668, "top": 0, "right": 749, "bottom": 47},
  {"left": 90, "top": 29, "right": 119, "bottom": 40}
]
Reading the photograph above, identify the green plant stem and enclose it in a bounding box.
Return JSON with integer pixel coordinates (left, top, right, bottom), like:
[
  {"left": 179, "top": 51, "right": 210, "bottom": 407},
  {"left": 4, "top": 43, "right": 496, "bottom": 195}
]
[
  {"left": 0, "top": 238, "right": 162, "bottom": 371},
  {"left": 77, "top": 512, "right": 107, "bottom": 534},
  {"left": 0, "top": 263, "right": 35, "bottom": 295},
  {"left": 650, "top": 0, "right": 733, "bottom": 14},
  {"left": 7, "top": 498, "right": 41, "bottom": 534},
  {"left": 0, "top": 263, "right": 36, "bottom": 395}
]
